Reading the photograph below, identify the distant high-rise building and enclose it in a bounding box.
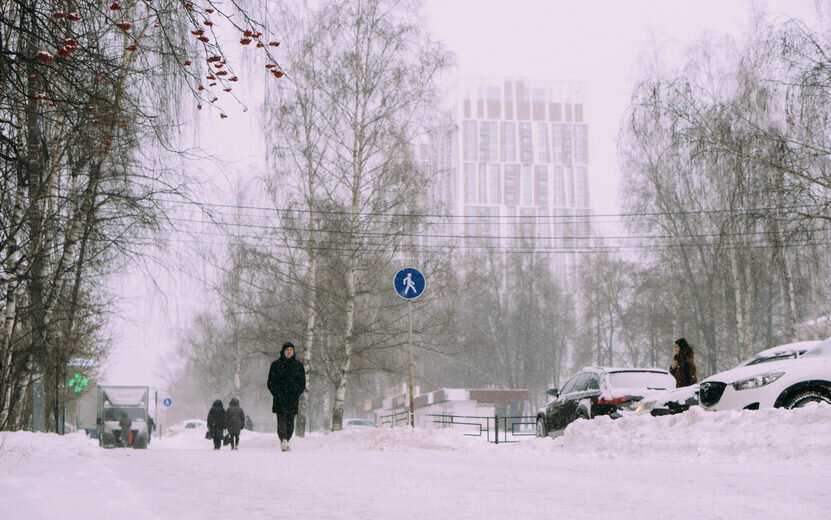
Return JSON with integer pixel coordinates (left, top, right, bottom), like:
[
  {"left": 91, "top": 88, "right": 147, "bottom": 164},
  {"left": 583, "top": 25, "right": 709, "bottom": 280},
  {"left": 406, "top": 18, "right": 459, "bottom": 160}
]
[{"left": 430, "top": 78, "right": 592, "bottom": 290}]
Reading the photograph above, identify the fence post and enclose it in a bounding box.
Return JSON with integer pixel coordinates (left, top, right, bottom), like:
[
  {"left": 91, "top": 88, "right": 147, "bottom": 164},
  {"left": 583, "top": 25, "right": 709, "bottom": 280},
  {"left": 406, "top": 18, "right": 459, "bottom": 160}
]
[{"left": 494, "top": 414, "right": 499, "bottom": 444}]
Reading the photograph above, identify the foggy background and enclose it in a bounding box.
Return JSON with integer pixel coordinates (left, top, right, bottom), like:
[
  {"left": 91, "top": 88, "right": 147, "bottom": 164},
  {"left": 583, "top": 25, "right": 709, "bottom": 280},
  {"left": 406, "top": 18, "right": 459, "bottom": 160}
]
[{"left": 2, "top": 0, "right": 826, "bottom": 433}]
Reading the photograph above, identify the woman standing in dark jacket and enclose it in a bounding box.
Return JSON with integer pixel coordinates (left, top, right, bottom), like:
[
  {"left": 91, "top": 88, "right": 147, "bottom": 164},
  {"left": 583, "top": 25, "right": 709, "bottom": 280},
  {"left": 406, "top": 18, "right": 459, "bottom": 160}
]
[
  {"left": 670, "top": 338, "right": 698, "bottom": 388},
  {"left": 267, "top": 342, "right": 306, "bottom": 452},
  {"left": 207, "top": 400, "right": 226, "bottom": 450},
  {"left": 225, "top": 398, "right": 245, "bottom": 450}
]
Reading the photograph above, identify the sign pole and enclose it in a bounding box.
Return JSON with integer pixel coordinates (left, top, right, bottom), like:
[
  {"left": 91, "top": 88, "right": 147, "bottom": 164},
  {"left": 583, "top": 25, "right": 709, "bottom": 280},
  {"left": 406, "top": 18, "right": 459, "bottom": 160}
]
[
  {"left": 393, "top": 267, "right": 425, "bottom": 429},
  {"left": 408, "top": 300, "right": 414, "bottom": 428}
]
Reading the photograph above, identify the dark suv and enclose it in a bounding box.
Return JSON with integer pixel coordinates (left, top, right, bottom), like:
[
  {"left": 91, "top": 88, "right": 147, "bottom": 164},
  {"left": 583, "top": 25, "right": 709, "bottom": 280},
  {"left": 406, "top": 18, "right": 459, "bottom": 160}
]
[{"left": 536, "top": 366, "right": 676, "bottom": 437}]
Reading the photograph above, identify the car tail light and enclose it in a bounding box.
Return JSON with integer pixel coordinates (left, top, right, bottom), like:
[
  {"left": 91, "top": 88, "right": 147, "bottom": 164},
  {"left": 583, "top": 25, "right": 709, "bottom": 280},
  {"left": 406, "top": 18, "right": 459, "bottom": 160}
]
[{"left": 597, "top": 396, "right": 628, "bottom": 406}]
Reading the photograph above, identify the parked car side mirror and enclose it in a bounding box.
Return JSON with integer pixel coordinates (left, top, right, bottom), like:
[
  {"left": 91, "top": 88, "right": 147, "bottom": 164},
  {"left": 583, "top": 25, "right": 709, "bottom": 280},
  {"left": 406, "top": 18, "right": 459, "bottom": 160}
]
[{"left": 547, "top": 388, "right": 559, "bottom": 398}]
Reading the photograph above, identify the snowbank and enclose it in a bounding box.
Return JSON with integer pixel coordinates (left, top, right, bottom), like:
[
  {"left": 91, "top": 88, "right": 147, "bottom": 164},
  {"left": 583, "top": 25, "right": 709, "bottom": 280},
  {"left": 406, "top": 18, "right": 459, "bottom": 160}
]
[
  {"left": 522, "top": 404, "right": 831, "bottom": 464},
  {"left": 3, "top": 404, "right": 828, "bottom": 465}
]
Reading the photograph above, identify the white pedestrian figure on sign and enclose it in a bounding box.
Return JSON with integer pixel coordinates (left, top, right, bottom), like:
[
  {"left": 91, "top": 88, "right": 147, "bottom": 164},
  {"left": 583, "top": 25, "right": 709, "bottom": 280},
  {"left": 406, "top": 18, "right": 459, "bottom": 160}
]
[{"left": 402, "top": 272, "right": 416, "bottom": 295}]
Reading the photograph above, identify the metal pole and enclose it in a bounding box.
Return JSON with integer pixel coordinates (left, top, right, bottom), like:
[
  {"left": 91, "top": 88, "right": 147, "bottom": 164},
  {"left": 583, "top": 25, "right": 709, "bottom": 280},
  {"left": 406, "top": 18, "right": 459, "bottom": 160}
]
[
  {"left": 155, "top": 391, "right": 159, "bottom": 440},
  {"left": 408, "top": 300, "right": 414, "bottom": 428}
]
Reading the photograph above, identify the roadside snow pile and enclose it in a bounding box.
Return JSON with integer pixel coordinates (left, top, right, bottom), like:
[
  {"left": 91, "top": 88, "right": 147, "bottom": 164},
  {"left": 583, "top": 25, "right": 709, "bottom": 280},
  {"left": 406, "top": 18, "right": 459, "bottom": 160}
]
[
  {"left": 0, "top": 431, "right": 100, "bottom": 475},
  {"left": 147, "top": 423, "right": 488, "bottom": 452},
  {"left": 4, "top": 405, "right": 829, "bottom": 464},
  {"left": 1, "top": 430, "right": 96, "bottom": 457},
  {"left": 523, "top": 404, "right": 831, "bottom": 464},
  {"left": 301, "top": 425, "right": 487, "bottom": 452}
]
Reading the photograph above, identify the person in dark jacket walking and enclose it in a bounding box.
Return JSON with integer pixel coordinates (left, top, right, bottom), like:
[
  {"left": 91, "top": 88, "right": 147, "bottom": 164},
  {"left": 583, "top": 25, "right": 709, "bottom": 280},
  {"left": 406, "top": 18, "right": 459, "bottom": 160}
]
[
  {"left": 118, "top": 411, "right": 132, "bottom": 447},
  {"left": 267, "top": 341, "right": 306, "bottom": 452},
  {"left": 225, "top": 398, "right": 245, "bottom": 450},
  {"left": 670, "top": 337, "right": 698, "bottom": 388},
  {"left": 207, "top": 400, "right": 226, "bottom": 450}
]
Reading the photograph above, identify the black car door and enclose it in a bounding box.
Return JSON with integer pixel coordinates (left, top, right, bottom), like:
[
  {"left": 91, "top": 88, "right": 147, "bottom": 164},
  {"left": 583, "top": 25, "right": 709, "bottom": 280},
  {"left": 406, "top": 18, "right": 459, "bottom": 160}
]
[
  {"left": 556, "top": 373, "right": 592, "bottom": 429},
  {"left": 549, "top": 373, "right": 587, "bottom": 430}
]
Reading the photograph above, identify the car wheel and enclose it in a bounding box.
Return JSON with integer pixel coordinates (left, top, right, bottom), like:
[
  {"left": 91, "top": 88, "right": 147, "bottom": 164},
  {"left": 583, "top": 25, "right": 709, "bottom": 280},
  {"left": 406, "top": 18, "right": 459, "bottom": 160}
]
[
  {"left": 784, "top": 389, "right": 831, "bottom": 409},
  {"left": 576, "top": 408, "right": 590, "bottom": 420},
  {"left": 535, "top": 417, "right": 548, "bottom": 438}
]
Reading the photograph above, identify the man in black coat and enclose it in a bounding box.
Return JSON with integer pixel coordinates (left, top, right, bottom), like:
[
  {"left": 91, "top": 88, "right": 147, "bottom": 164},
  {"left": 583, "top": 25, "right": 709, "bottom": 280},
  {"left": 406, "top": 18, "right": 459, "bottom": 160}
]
[{"left": 267, "top": 341, "right": 306, "bottom": 451}]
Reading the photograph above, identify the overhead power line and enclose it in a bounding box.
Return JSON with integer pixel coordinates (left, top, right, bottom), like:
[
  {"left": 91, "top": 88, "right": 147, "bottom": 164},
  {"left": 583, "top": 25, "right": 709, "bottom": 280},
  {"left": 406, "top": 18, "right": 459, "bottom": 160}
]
[{"left": 154, "top": 196, "right": 829, "bottom": 222}]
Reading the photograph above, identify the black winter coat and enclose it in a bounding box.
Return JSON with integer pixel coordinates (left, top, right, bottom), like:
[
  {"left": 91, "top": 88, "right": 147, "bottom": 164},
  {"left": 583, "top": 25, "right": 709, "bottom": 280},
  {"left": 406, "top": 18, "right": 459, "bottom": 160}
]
[
  {"left": 225, "top": 399, "right": 246, "bottom": 435},
  {"left": 267, "top": 355, "right": 306, "bottom": 415},
  {"left": 207, "top": 400, "right": 226, "bottom": 437}
]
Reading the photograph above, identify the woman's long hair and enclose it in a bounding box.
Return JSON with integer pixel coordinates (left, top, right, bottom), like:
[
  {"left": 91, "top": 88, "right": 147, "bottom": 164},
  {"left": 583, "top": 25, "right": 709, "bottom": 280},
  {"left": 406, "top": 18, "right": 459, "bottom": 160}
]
[{"left": 674, "top": 338, "right": 697, "bottom": 385}]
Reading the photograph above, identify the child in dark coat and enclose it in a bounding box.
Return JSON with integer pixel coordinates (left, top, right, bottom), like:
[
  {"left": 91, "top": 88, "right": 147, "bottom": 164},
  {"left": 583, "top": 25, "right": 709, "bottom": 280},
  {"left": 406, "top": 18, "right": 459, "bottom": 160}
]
[
  {"left": 207, "top": 400, "right": 226, "bottom": 450},
  {"left": 225, "top": 398, "right": 246, "bottom": 450}
]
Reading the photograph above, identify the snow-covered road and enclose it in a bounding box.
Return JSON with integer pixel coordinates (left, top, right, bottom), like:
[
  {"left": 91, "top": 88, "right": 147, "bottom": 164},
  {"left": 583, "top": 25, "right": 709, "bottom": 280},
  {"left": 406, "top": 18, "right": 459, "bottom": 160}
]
[{"left": 2, "top": 406, "right": 830, "bottom": 519}]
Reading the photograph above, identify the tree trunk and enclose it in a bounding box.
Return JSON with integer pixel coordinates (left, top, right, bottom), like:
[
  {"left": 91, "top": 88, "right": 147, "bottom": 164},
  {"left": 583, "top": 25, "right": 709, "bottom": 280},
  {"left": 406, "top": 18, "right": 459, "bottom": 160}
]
[
  {"left": 24, "top": 19, "right": 49, "bottom": 431},
  {"left": 0, "top": 176, "right": 27, "bottom": 428},
  {"left": 295, "top": 253, "right": 317, "bottom": 437},
  {"left": 730, "top": 250, "right": 750, "bottom": 363},
  {"left": 775, "top": 244, "right": 797, "bottom": 341},
  {"left": 331, "top": 257, "right": 356, "bottom": 431}
]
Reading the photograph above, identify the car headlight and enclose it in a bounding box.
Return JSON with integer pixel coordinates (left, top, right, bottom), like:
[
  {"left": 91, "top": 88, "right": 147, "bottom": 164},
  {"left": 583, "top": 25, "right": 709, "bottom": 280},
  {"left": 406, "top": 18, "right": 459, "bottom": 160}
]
[
  {"left": 635, "top": 400, "right": 655, "bottom": 413},
  {"left": 731, "top": 372, "right": 785, "bottom": 391}
]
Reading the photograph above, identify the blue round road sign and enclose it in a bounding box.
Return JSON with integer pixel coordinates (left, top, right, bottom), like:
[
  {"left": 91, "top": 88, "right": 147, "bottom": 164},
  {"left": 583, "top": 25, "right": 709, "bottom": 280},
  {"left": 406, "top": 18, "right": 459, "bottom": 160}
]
[
  {"left": 394, "top": 267, "right": 425, "bottom": 300},
  {"left": 163, "top": 398, "right": 172, "bottom": 407}
]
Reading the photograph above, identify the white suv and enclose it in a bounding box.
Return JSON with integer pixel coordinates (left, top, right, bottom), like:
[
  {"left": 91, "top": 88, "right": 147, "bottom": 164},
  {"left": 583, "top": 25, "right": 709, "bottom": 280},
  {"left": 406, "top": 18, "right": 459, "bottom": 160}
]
[{"left": 699, "top": 338, "right": 831, "bottom": 411}]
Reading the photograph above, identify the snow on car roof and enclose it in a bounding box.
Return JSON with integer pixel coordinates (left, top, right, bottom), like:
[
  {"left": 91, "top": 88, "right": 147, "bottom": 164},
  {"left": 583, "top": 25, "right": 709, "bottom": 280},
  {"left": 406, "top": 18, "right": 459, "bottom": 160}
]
[
  {"left": 583, "top": 366, "right": 670, "bottom": 374},
  {"left": 752, "top": 341, "right": 821, "bottom": 357}
]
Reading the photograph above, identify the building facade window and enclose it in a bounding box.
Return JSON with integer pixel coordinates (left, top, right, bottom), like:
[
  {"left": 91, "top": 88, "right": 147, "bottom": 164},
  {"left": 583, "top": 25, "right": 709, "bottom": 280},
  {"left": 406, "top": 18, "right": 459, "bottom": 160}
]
[
  {"left": 504, "top": 164, "right": 518, "bottom": 206},
  {"left": 479, "top": 121, "right": 496, "bottom": 162},
  {"left": 520, "top": 122, "right": 533, "bottom": 164},
  {"left": 501, "top": 122, "right": 516, "bottom": 162},
  {"left": 464, "top": 163, "right": 477, "bottom": 204},
  {"left": 561, "top": 125, "right": 573, "bottom": 164},
  {"left": 574, "top": 124, "right": 588, "bottom": 163},
  {"left": 565, "top": 166, "right": 574, "bottom": 207},
  {"left": 553, "top": 166, "right": 565, "bottom": 206},
  {"left": 478, "top": 163, "right": 488, "bottom": 204},
  {"left": 535, "top": 165, "right": 548, "bottom": 207},
  {"left": 575, "top": 166, "right": 588, "bottom": 207},
  {"left": 552, "top": 124, "right": 562, "bottom": 163},
  {"left": 487, "top": 86, "right": 501, "bottom": 119},
  {"left": 522, "top": 165, "right": 533, "bottom": 206},
  {"left": 464, "top": 121, "right": 476, "bottom": 161},
  {"left": 537, "top": 123, "right": 549, "bottom": 162},
  {"left": 489, "top": 164, "right": 501, "bottom": 205}
]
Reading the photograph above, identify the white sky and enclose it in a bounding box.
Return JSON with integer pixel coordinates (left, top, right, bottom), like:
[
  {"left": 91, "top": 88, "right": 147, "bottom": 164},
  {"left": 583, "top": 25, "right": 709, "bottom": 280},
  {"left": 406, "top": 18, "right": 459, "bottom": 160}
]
[
  {"left": 103, "top": 0, "right": 822, "bottom": 391},
  {"left": 2, "top": 405, "right": 830, "bottom": 519}
]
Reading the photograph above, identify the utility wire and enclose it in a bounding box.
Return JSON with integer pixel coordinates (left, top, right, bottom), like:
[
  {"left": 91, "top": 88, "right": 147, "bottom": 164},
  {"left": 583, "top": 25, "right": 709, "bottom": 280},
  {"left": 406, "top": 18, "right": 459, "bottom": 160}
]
[
  {"left": 165, "top": 215, "right": 828, "bottom": 243},
  {"left": 153, "top": 196, "right": 829, "bottom": 221}
]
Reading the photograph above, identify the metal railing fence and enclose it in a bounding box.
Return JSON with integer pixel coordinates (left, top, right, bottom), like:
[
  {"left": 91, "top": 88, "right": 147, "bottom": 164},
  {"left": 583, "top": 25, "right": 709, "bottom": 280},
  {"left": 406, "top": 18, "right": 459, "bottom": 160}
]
[{"left": 377, "top": 411, "right": 537, "bottom": 444}]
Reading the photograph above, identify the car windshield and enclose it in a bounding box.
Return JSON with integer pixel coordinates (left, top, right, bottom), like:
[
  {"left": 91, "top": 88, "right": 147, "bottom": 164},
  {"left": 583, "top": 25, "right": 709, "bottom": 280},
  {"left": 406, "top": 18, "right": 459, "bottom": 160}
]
[
  {"left": 103, "top": 407, "right": 146, "bottom": 421},
  {"left": 607, "top": 371, "right": 675, "bottom": 390}
]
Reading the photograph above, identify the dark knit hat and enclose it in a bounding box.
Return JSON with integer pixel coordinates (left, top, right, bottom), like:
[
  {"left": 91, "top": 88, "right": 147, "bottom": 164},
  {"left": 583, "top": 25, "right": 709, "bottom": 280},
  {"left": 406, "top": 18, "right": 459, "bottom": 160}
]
[{"left": 281, "top": 341, "right": 295, "bottom": 355}]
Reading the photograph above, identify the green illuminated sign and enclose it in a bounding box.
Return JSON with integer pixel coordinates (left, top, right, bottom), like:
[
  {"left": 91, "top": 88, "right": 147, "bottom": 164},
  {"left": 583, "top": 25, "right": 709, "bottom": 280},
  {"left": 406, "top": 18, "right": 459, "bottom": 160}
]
[{"left": 68, "top": 373, "right": 89, "bottom": 393}]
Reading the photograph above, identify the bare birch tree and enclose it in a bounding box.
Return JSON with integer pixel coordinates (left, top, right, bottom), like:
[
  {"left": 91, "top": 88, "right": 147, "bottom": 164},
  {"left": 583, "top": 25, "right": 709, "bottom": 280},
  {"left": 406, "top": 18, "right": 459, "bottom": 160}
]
[{"left": 262, "top": 0, "right": 451, "bottom": 430}]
